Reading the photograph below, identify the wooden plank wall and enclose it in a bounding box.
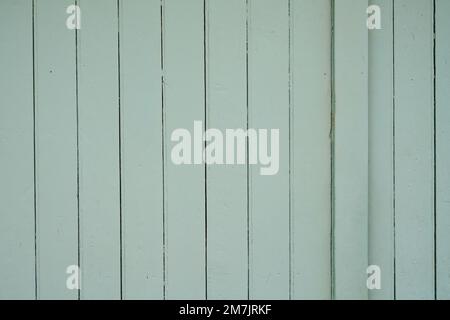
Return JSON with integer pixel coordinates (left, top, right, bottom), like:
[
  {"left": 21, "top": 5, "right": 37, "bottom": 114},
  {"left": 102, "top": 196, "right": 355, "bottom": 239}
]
[
  {"left": 368, "top": 0, "right": 395, "bottom": 301},
  {"left": 333, "top": 0, "right": 369, "bottom": 300},
  {"left": 0, "top": 0, "right": 448, "bottom": 300},
  {"left": 394, "top": 0, "right": 435, "bottom": 300},
  {"left": 163, "top": 0, "right": 206, "bottom": 299},
  {"left": 34, "top": 0, "right": 78, "bottom": 300},
  {"left": 206, "top": 0, "right": 248, "bottom": 299},
  {"left": 436, "top": 0, "right": 450, "bottom": 300},
  {"left": 119, "top": 0, "right": 164, "bottom": 299},
  {"left": 77, "top": 0, "right": 121, "bottom": 299},
  {"left": 247, "top": 0, "right": 290, "bottom": 300},
  {"left": 291, "top": 0, "right": 332, "bottom": 300},
  {"left": 0, "top": 0, "right": 36, "bottom": 300}
]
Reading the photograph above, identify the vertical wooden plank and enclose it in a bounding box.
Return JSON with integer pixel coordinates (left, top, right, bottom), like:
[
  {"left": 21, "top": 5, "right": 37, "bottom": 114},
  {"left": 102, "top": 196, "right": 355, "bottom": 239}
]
[
  {"left": 368, "top": 0, "right": 395, "bottom": 300},
  {"left": 333, "top": 0, "right": 369, "bottom": 300},
  {"left": 291, "top": 0, "right": 332, "bottom": 300},
  {"left": 248, "top": 0, "right": 290, "bottom": 299},
  {"left": 77, "top": 0, "right": 121, "bottom": 299},
  {"left": 119, "top": 0, "right": 164, "bottom": 300},
  {"left": 0, "top": 0, "right": 36, "bottom": 300},
  {"left": 34, "top": 0, "right": 78, "bottom": 299},
  {"left": 435, "top": 0, "right": 450, "bottom": 300},
  {"left": 394, "top": 0, "right": 435, "bottom": 300},
  {"left": 206, "top": 0, "right": 247, "bottom": 299},
  {"left": 163, "top": 0, "right": 205, "bottom": 299}
]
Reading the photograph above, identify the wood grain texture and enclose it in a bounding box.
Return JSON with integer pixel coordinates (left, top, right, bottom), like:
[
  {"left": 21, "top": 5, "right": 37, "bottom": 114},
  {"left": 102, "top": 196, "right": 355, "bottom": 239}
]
[
  {"left": 394, "top": 0, "right": 435, "bottom": 300},
  {"left": 206, "top": 0, "right": 248, "bottom": 299},
  {"left": 290, "top": 0, "right": 332, "bottom": 300},
  {"left": 77, "top": 0, "right": 121, "bottom": 299},
  {"left": 333, "top": 0, "right": 369, "bottom": 300},
  {"left": 368, "top": 0, "right": 395, "bottom": 300},
  {"left": 436, "top": 0, "right": 450, "bottom": 300},
  {"left": 163, "top": 0, "right": 206, "bottom": 299},
  {"left": 119, "top": 0, "right": 164, "bottom": 299},
  {"left": 248, "top": 0, "right": 290, "bottom": 299},
  {"left": 0, "top": 0, "right": 36, "bottom": 300},
  {"left": 34, "top": 0, "right": 78, "bottom": 300}
]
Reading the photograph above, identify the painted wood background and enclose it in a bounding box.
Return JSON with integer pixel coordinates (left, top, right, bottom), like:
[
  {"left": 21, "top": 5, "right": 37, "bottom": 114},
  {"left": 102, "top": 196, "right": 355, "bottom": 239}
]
[{"left": 0, "top": 0, "right": 448, "bottom": 300}]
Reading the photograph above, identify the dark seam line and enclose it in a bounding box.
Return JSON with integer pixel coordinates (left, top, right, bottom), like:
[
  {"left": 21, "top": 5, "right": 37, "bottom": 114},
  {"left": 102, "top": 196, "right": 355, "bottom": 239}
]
[
  {"left": 117, "top": 0, "right": 123, "bottom": 300},
  {"left": 160, "top": 0, "right": 167, "bottom": 301},
  {"left": 433, "top": 0, "right": 437, "bottom": 301},
  {"left": 245, "top": 0, "right": 250, "bottom": 301},
  {"left": 287, "top": 0, "right": 293, "bottom": 301},
  {"left": 203, "top": 0, "right": 208, "bottom": 300},
  {"left": 392, "top": 0, "right": 397, "bottom": 300},
  {"left": 75, "top": 0, "right": 81, "bottom": 301},
  {"left": 330, "top": 0, "right": 335, "bottom": 301},
  {"left": 32, "top": 0, "right": 38, "bottom": 301}
]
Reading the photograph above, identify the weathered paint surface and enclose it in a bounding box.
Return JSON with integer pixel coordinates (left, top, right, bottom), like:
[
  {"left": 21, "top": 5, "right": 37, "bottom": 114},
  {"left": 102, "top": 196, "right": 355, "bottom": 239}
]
[{"left": 0, "top": 0, "right": 447, "bottom": 300}]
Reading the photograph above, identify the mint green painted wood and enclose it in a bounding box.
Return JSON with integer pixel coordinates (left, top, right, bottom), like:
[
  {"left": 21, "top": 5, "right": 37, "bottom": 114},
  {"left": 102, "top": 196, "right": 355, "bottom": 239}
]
[
  {"left": 206, "top": 0, "right": 248, "bottom": 299},
  {"left": 291, "top": 0, "right": 331, "bottom": 299},
  {"left": 119, "top": 0, "right": 164, "bottom": 299},
  {"left": 163, "top": 0, "right": 206, "bottom": 299},
  {"left": 436, "top": 0, "right": 450, "bottom": 300},
  {"left": 248, "top": 0, "right": 290, "bottom": 299},
  {"left": 333, "top": 0, "right": 369, "bottom": 300},
  {"left": 77, "top": 0, "right": 121, "bottom": 299},
  {"left": 34, "top": 0, "right": 78, "bottom": 300},
  {"left": 2, "top": 0, "right": 450, "bottom": 301},
  {"left": 368, "top": 0, "right": 395, "bottom": 300},
  {"left": 394, "top": 0, "right": 435, "bottom": 300},
  {"left": 0, "top": 0, "right": 36, "bottom": 300}
]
